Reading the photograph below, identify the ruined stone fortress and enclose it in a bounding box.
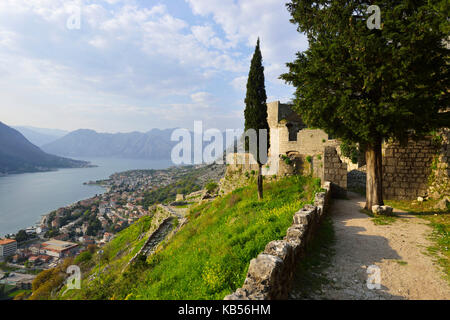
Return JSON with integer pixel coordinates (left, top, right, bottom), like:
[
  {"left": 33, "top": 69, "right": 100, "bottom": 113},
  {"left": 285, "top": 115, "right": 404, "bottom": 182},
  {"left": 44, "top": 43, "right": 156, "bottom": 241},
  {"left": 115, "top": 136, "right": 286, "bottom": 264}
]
[{"left": 226, "top": 101, "right": 449, "bottom": 201}]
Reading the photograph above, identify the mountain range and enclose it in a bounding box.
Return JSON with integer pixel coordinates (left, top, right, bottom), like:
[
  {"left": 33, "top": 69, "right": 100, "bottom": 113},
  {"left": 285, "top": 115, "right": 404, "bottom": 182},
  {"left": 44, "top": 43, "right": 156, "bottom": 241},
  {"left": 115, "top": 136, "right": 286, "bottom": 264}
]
[
  {"left": 0, "top": 122, "right": 90, "bottom": 174},
  {"left": 13, "top": 126, "right": 68, "bottom": 147},
  {"left": 41, "top": 128, "right": 177, "bottom": 160},
  {"left": 41, "top": 128, "right": 233, "bottom": 160}
]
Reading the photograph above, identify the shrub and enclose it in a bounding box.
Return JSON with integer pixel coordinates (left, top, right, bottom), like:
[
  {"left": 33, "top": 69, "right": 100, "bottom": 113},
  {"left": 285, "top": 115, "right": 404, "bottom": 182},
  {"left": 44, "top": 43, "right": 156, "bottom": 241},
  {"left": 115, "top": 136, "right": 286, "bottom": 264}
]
[
  {"left": 74, "top": 251, "right": 93, "bottom": 265},
  {"left": 281, "top": 155, "right": 292, "bottom": 165},
  {"left": 205, "top": 181, "right": 219, "bottom": 194},
  {"left": 340, "top": 141, "right": 360, "bottom": 164}
]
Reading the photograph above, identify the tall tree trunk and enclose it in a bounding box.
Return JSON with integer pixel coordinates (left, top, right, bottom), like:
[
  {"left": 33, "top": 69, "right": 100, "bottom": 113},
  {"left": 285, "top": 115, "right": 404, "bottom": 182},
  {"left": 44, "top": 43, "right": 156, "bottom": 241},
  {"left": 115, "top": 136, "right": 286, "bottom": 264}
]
[
  {"left": 257, "top": 163, "right": 263, "bottom": 200},
  {"left": 365, "top": 139, "right": 384, "bottom": 211}
]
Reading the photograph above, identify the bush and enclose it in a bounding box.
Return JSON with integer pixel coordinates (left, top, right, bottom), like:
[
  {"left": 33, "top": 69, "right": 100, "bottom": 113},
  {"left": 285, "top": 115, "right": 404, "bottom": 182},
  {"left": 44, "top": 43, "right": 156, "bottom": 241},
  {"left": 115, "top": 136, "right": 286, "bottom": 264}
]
[
  {"left": 15, "top": 230, "right": 29, "bottom": 243},
  {"left": 74, "top": 251, "right": 93, "bottom": 265},
  {"left": 281, "top": 155, "right": 292, "bottom": 165},
  {"left": 30, "top": 258, "right": 74, "bottom": 300},
  {"left": 340, "top": 141, "right": 360, "bottom": 164},
  {"left": 205, "top": 181, "right": 219, "bottom": 194}
]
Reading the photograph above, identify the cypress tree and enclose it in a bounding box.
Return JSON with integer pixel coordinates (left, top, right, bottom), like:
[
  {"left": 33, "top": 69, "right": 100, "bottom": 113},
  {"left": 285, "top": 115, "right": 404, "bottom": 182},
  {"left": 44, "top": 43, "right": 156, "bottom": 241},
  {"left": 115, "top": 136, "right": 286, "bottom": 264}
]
[{"left": 244, "top": 38, "right": 270, "bottom": 200}]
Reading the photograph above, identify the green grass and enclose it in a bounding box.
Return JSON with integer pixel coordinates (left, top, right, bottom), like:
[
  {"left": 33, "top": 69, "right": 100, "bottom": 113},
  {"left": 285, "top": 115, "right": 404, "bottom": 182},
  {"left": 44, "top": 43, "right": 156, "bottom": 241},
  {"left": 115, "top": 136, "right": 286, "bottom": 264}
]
[
  {"left": 360, "top": 208, "right": 398, "bottom": 225},
  {"left": 134, "top": 175, "right": 321, "bottom": 300},
  {"left": 290, "top": 214, "right": 335, "bottom": 299},
  {"left": 385, "top": 200, "right": 450, "bottom": 283},
  {"left": 66, "top": 175, "right": 321, "bottom": 300},
  {"left": 0, "top": 284, "right": 16, "bottom": 300},
  {"left": 395, "top": 260, "right": 408, "bottom": 266},
  {"left": 60, "top": 215, "right": 155, "bottom": 300},
  {"left": 8, "top": 289, "right": 31, "bottom": 298}
]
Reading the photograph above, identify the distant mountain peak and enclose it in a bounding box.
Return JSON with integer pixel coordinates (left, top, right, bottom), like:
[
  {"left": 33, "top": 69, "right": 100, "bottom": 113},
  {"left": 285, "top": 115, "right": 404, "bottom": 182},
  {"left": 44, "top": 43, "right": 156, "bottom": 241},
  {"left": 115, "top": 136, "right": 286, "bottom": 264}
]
[{"left": 0, "top": 122, "right": 89, "bottom": 174}]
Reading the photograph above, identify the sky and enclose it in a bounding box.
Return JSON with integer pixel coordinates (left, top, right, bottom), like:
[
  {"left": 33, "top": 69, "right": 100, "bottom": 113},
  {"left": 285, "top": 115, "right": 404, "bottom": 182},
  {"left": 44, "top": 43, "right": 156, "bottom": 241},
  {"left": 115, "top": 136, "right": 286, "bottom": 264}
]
[{"left": 0, "top": 0, "right": 308, "bottom": 133}]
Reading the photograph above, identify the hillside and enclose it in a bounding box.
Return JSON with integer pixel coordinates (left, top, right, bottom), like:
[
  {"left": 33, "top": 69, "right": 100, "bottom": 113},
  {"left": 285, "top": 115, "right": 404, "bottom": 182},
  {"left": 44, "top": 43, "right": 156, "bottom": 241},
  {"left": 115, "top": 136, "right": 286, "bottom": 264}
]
[
  {"left": 0, "top": 122, "right": 90, "bottom": 174},
  {"left": 42, "top": 128, "right": 232, "bottom": 160},
  {"left": 13, "top": 126, "right": 68, "bottom": 147},
  {"left": 42, "top": 128, "right": 178, "bottom": 159},
  {"left": 55, "top": 175, "right": 321, "bottom": 300}
]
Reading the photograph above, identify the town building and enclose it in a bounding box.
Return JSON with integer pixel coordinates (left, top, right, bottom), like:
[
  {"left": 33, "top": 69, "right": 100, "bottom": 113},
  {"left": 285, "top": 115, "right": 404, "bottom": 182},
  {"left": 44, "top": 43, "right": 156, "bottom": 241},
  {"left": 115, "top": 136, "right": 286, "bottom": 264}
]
[
  {"left": 0, "top": 239, "right": 17, "bottom": 258},
  {"left": 41, "top": 239, "right": 78, "bottom": 258}
]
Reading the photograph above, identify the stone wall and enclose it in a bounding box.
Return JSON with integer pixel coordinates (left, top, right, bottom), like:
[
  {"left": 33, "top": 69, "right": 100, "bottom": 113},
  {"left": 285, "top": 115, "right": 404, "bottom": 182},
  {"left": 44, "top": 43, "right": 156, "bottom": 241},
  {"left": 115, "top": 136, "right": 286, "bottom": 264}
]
[
  {"left": 274, "top": 128, "right": 339, "bottom": 156},
  {"left": 346, "top": 131, "right": 449, "bottom": 200},
  {"left": 427, "top": 128, "right": 450, "bottom": 199},
  {"left": 347, "top": 169, "right": 366, "bottom": 193},
  {"left": 224, "top": 182, "right": 332, "bottom": 300},
  {"left": 382, "top": 138, "right": 440, "bottom": 200},
  {"left": 219, "top": 165, "right": 255, "bottom": 195},
  {"left": 225, "top": 153, "right": 260, "bottom": 172},
  {"left": 323, "top": 147, "right": 347, "bottom": 197},
  {"left": 267, "top": 101, "right": 339, "bottom": 157}
]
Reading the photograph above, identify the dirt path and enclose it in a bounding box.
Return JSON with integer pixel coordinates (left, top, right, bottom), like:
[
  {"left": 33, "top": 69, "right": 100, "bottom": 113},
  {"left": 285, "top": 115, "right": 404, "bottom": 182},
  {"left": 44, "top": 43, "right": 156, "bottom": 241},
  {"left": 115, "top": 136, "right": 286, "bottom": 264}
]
[{"left": 291, "top": 192, "right": 450, "bottom": 300}]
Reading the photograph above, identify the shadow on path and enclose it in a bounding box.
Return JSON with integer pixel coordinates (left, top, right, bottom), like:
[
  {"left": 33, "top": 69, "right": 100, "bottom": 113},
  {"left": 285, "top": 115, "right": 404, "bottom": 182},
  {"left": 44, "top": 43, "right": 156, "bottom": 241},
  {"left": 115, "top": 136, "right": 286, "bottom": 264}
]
[{"left": 290, "top": 192, "right": 405, "bottom": 300}]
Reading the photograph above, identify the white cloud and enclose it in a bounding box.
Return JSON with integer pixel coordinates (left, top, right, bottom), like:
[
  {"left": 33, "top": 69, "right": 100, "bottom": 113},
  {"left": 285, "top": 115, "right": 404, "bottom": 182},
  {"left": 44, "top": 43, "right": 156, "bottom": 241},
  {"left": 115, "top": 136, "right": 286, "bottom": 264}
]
[
  {"left": 88, "top": 36, "right": 108, "bottom": 48},
  {"left": 0, "top": 30, "right": 17, "bottom": 49},
  {"left": 230, "top": 75, "right": 247, "bottom": 91},
  {"left": 0, "top": 0, "right": 303, "bottom": 132},
  {"left": 185, "top": 0, "right": 308, "bottom": 81},
  {"left": 191, "top": 25, "right": 215, "bottom": 46},
  {"left": 191, "top": 91, "right": 214, "bottom": 104}
]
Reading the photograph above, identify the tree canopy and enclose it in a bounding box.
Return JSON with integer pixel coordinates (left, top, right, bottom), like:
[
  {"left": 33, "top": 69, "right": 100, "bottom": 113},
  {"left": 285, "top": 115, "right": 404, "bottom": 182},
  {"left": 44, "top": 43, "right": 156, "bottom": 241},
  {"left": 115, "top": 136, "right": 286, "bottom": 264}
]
[
  {"left": 281, "top": 0, "right": 448, "bottom": 209},
  {"left": 281, "top": 0, "right": 448, "bottom": 145}
]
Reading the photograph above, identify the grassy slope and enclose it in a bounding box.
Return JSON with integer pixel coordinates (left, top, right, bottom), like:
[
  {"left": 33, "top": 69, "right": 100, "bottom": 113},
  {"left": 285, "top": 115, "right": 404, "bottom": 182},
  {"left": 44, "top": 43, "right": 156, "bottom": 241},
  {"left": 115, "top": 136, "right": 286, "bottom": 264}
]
[
  {"left": 385, "top": 199, "right": 450, "bottom": 283},
  {"left": 61, "top": 215, "right": 155, "bottom": 300},
  {"left": 65, "top": 175, "right": 321, "bottom": 300}
]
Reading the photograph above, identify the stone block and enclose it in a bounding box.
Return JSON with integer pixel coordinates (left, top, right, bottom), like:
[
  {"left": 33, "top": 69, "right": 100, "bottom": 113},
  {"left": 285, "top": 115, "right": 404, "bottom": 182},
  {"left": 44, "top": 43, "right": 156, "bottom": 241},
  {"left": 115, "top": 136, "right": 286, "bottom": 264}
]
[
  {"left": 293, "top": 205, "right": 316, "bottom": 225},
  {"left": 242, "top": 254, "right": 284, "bottom": 299},
  {"left": 286, "top": 225, "right": 306, "bottom": 242},
  {"left": 224, "top": 288, "right": 250, "bottom": 300},
  {"left": 372, "top": 205, "right": 394, "bottom": 216},
  {"left": 264, "top": 241, "right": 294, "bottom": 263}
]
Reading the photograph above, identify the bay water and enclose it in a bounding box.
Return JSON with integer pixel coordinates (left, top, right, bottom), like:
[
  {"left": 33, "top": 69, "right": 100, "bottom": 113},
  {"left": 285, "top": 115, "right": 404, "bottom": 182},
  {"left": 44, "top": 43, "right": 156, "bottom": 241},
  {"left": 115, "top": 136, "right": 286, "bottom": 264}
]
[{"left": 0, "top": 158, "right": 173, "bottom": 237}]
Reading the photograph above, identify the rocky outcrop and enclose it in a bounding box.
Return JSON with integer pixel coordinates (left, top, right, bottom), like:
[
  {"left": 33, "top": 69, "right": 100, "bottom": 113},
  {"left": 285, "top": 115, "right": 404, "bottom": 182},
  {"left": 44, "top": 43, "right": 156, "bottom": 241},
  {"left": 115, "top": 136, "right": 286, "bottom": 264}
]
[
  {"left": 224, "top": 182, "right": 332, "bottom": 300},
  {"left": 125, "top": 204, "right": 187, "bottom": 270}
]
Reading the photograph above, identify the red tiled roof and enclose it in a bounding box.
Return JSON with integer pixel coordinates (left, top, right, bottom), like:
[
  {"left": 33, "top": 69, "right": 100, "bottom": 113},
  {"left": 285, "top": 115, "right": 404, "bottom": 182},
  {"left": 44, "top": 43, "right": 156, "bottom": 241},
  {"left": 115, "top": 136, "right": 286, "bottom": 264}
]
[{"left": 0, "top": 239, "right": 16, "bottom": 245}]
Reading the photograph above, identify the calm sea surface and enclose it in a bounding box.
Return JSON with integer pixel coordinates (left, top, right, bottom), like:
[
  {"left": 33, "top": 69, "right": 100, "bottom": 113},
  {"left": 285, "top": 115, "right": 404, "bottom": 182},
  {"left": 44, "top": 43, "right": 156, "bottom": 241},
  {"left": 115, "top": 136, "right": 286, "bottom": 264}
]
[{"left": 0, "top": 158, "right": 173, "bottom": 237}]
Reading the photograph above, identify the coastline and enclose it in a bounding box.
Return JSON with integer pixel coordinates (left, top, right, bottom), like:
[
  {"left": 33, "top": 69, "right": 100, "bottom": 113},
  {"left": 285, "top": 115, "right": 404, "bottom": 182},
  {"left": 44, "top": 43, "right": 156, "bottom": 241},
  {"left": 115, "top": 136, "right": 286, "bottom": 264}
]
[
  {"left": 6, "top": 184, "right": 108, "bottom": 238},
  {"left": 0, "top": 163, "right": 98, "bottom": 177},
  {"left": 0, "top": 158, "right": 174, "bottom": 238}
]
